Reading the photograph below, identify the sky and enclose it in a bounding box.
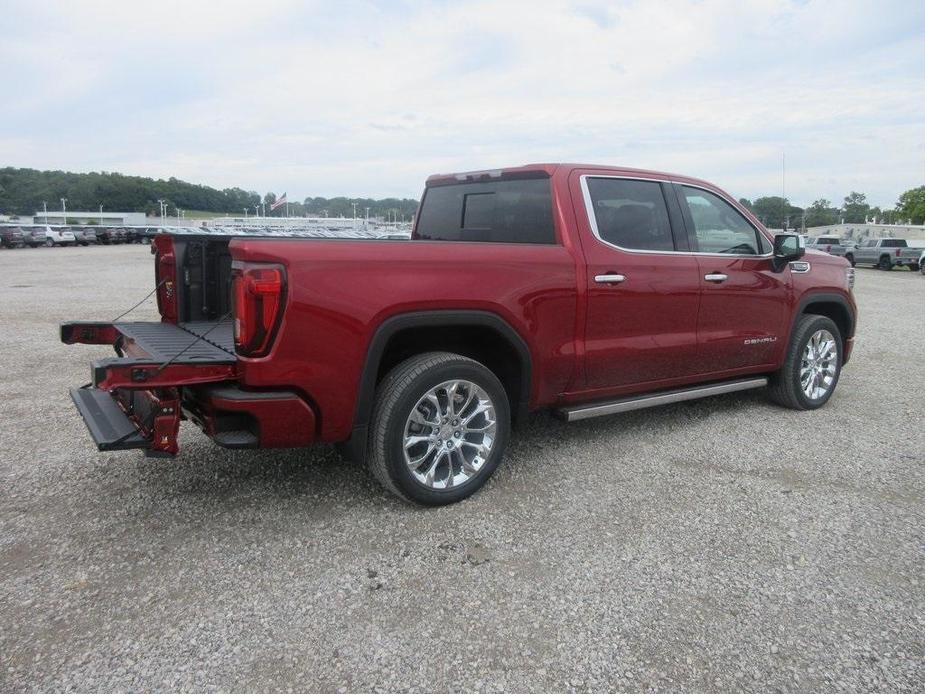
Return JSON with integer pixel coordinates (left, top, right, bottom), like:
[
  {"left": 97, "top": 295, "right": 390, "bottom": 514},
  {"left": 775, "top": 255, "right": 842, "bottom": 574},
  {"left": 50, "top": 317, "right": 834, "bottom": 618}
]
[{"left": 1, "top": 0, "right": 923, "bottom": 208}]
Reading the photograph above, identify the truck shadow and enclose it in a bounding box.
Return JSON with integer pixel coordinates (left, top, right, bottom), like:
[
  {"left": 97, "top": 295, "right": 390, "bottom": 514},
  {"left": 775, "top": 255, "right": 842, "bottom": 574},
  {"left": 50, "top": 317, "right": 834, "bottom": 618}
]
[{"left": 111, "top": 388, "right": 773, "bottom": 512}]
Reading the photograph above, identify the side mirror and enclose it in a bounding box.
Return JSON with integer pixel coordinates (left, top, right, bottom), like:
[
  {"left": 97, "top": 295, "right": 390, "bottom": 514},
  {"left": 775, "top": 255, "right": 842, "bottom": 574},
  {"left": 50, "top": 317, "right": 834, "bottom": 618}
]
[{"left": 772, "top": 233, "right": 805, "bottom": 271}]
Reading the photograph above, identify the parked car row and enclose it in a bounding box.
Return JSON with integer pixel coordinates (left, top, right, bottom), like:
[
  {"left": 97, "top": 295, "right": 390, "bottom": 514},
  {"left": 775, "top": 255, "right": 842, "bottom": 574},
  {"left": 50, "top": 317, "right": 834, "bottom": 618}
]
[
  {"left": 0, "top": 225, "right": 167, "bottom": 248},
  {"left": 806, "top": 235, "right": 924, "bottom": 272}
]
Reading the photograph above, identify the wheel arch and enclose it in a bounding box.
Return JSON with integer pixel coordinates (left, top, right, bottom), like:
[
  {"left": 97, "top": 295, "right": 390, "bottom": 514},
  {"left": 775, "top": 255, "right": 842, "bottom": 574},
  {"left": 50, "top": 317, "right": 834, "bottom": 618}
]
[
  {"left": 342, "top": 310, "right": 533, "bottom": 460},
  {"left": 791, "top": 292, "right": 855, "bottom": 355}
]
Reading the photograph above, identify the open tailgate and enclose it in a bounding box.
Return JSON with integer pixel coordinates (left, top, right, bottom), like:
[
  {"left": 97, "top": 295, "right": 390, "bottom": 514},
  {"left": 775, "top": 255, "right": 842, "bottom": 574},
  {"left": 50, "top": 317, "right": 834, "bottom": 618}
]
[{"left": 62, "top": 319, "right": 237, "bottom": 456}]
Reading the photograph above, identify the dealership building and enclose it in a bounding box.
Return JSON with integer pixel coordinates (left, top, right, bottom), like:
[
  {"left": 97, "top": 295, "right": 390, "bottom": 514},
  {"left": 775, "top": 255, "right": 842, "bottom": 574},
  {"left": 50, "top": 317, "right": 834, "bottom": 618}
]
[{"left": 32, "top": 210, "right": 147, "bottom": 225}]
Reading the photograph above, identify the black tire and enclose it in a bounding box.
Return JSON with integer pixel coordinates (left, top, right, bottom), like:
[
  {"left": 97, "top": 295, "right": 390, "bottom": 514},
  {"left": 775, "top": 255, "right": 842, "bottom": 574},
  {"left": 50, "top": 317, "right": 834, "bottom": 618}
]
[
  {"left": 768, "top": 314, "right": 842, "bottom": 410},
  {"left": 44, "top": 238, "right": 54, "bottom": 247},
  {"left": 878, "top": 255, "right": 892, "bottom": 270},
  {"left": 366, "top": 351, "right": 510, "bottom": 506},
  {"left": 910, "top": 263, "right": 920, "bottom": 273},
  {"left": 845, "top": 254, "right": 855, "bottom": 267}
]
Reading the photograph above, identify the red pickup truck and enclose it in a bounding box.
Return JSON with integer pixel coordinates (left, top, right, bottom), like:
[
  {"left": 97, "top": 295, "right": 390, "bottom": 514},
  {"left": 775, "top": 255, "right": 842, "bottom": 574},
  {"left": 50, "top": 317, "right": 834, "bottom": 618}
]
[{"left": 63, "top": 163, "right": 857, "bottom": 505}]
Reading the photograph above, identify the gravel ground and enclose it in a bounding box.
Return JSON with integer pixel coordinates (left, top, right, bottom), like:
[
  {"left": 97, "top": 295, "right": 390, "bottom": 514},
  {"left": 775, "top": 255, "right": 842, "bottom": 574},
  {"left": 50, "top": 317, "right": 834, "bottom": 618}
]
[{"left": 1, "top": 245, "right": 923, "bottom": 692}]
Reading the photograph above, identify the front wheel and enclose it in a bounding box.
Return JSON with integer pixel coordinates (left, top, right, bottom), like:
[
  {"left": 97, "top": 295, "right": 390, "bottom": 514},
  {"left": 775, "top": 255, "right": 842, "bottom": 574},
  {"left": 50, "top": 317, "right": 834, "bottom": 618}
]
[
  {"left": 366, "top": 352, "right": 510, "bottom": 506},
  {"left": 768, "top": 315, "right": 842, "bottom": 410},
  {"left": 44, "top": 238, "right": 54, "bottom": 247}
]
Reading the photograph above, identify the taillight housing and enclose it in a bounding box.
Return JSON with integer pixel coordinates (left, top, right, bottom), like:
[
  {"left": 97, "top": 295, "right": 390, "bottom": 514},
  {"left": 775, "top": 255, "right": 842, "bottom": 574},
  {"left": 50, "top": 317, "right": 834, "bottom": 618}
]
[
  {"left": 232, "top": 263, "right": 286, "bottom": 357},
  {"left": 825, "top": 245, "right": 832, "bottom": 252},
  {"left": 895, "top": 248, "right": 902, "bottom": 257}
]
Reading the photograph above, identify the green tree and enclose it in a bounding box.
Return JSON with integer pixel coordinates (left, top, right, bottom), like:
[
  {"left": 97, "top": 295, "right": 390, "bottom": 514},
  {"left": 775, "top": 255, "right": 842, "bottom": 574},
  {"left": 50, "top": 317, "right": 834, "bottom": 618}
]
[
  {"left": 752, "top": 196, "right": 802, "bottom": 230},
  {"left": 896, "top": 186, "right": 925, "bottom": 224},
  {"left": 804, "top": 199, "right": 839, "bottom": 228},
  {"left": 841, "top": 191, "right": 870, "bottom": 224},
  {"left": 738, "top": 197, "right": 754, "bottom": 211}
]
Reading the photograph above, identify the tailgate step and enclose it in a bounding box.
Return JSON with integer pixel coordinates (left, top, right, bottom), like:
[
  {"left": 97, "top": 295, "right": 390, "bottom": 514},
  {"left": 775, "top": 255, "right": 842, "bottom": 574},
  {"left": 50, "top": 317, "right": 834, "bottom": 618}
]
[{"left": 70, "top": 388, "right": 149, "bottom": 451}]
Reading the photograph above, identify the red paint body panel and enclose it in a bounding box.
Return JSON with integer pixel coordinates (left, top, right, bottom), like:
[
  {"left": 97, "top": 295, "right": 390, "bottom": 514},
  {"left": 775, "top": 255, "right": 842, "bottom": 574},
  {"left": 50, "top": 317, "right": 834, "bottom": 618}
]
[{"left": 228, "top": 238, "right": 581, "bottom": 441}]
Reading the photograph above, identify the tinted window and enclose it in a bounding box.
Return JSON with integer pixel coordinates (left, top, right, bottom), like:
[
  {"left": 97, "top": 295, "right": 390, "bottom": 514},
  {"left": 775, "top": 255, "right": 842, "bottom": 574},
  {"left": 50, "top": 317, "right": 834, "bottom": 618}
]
[
  {"left": 415, "top": 178, "right": 555, "bottom": 244},
  {"left": 881, "top": 239, "right": 906, "bottom": 247},
  {"left": 585, "top": 178, "right": 674, "bottom": 251},
  {"left": 682, "top": 186, "right": 762, "bottom": 255}
]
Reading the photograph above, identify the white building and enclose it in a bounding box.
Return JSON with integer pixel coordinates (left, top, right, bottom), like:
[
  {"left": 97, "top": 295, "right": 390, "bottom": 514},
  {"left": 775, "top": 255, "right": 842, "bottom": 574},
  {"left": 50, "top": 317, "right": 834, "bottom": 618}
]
[
  {"left": 805, "top": 222, "right": 925, "bottom": 242},
  {"left": 32, "top": 210, "right": 148, "bottom": 226}
]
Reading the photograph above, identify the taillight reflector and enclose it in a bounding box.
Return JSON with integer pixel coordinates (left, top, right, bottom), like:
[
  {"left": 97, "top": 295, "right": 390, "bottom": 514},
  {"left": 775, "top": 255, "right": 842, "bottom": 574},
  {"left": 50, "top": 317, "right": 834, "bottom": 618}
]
[{"left": 232, "top": 265, "right": 285, "bottom": 356}]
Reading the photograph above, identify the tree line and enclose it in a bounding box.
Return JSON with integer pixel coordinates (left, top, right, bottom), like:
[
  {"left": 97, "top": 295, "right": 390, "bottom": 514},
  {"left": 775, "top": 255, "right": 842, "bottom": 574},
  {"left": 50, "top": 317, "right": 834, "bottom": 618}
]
[
  {"left": 738, "top": 187, "right": 925, "bottom": 230},
  {"left": 0, "top": 167, "right": 419, "bottom": 221}
]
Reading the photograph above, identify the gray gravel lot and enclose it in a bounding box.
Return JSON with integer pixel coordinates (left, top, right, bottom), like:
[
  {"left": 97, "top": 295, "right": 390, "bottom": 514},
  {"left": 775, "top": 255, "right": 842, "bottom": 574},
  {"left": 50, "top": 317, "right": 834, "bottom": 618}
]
[{"left": 1, "top": 244, "right": 923, "bottom": 692}]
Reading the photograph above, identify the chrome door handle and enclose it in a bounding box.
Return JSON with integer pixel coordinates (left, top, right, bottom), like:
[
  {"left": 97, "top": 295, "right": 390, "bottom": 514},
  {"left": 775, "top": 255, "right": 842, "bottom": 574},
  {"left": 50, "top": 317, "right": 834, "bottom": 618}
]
[
  {"left": 704, "top": 273, "right": 728, "bottom": 283},
  {"left": 595, "top": 273, "right": 626, "bottom": 284}
]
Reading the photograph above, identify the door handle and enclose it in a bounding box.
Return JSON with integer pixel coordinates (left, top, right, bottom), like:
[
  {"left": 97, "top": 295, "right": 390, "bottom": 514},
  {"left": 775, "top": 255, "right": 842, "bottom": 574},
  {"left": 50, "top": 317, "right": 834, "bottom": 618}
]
[
  {"left": 594, "top": 273, "right": 626, "bottom": 284},
  {"left": 704, "top": 273, "right": 728, "bottom": 283}
]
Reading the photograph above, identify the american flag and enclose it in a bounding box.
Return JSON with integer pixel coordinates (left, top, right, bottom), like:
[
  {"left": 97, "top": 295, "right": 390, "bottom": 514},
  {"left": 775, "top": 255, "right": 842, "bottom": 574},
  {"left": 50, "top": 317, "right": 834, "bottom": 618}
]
[{"left": 270, "top": 192, "right": 287, "bottom": 211}]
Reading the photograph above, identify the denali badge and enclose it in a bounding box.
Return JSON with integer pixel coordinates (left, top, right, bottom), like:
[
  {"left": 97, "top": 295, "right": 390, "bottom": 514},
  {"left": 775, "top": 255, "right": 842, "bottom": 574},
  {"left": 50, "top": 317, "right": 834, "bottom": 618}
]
[{"left": 744, "top": 336, "right": 777, "bottom": 345}]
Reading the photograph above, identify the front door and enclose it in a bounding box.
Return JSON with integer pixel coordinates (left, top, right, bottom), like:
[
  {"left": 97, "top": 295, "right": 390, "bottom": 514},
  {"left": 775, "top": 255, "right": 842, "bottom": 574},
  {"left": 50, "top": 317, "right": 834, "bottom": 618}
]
[
  {"left": 572, "top": 173, "right": 703, "bottom": 392},
  {"left": 675, "top": 184, "right": 789, "bottom": 372}
]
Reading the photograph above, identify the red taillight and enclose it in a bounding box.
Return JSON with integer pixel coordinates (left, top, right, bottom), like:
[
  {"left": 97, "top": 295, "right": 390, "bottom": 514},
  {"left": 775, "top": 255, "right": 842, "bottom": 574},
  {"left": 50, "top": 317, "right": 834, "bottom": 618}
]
[
  {"left": 896, "top": 248, "right": 902, "bottom": 257},
  {"left": 825, "top": 245, "right": 832, "bottom": 252},
  {"left": 232, "top": 265, "right": 285, "bottom": 356}
]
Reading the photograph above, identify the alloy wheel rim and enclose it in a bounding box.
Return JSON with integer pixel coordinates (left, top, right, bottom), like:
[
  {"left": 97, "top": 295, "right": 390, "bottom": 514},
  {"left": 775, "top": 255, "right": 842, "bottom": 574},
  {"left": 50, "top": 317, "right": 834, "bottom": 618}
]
[
  {"left": 402, "top": 379, "right": 497, "bottom": 490},
  {"left": 800, "top": 329, "right": 838, "bottom": 400}
]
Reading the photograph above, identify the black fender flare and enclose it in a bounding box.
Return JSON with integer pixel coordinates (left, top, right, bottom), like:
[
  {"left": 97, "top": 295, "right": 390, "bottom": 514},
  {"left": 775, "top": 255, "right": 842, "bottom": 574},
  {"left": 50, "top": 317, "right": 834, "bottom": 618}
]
[
  {"left": 788, "top": 291, "right": 856, "bottom": 354},
  {"left": 342, "top": 310, "right": 533, "bottom": 460}
]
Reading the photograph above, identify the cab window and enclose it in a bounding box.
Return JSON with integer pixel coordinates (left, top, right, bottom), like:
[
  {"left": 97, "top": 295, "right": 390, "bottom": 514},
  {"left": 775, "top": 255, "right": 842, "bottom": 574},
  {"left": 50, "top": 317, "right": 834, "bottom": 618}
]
[{"left": 681, "top": 186, "right": 766, "bottom": 255}]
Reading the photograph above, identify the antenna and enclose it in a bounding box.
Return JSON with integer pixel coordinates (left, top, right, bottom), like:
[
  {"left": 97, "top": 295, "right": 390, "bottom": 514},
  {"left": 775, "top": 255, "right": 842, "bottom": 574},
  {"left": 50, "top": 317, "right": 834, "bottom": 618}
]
[{"left": 781, "top": 151, "right": 786, "bottom": 231}]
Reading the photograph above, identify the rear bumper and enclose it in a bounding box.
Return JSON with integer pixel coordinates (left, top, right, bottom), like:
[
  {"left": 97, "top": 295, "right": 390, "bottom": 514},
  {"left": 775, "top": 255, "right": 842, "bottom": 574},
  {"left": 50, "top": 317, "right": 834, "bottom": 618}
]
[{"left": 183, "top": 384, "right": 316, "bottom": 449}]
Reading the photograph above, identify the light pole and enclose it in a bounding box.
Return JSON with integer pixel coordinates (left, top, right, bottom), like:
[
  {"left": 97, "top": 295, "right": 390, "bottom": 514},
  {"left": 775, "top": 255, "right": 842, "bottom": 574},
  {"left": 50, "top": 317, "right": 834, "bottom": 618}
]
[
  {"left": 99, "top": 203, "right": 103, "bottom": 226},
  {"left": 365, "top": 206, "right": 370, "bottom": 228},
  {"left": 261, "top": 202, "right": 266, "bottom": 217},
  {"left": 253, "top": 204, "right": 259, "bottom": 217},
  {"left": 60, "top": 198, "right": 67, "bottom": 225},
  {"left": 244, "top": 208, "right": 248, "bottom": 219},
  {"left": 43, "top": 201, "right": 48, "bottom": 224},
  {"left": 157, "top": 199, "right": 165, "bottom": 225}
]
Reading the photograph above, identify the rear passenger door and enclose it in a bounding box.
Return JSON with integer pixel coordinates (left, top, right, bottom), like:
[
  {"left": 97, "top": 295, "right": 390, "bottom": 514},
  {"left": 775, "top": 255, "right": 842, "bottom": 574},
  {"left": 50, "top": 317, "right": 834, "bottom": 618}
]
[
  {"left": 573, "top": 174, "right": 702, "bottom": 392},
  {"left": 676, "top": 184, "right": 788, "bottom": 372}
]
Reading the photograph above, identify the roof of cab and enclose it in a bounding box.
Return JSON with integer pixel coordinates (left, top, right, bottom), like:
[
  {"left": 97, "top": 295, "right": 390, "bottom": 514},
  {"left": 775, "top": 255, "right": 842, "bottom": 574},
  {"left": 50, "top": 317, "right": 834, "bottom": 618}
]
[{"left": 424, "top": 163, "right": 715, "bottom": 189}]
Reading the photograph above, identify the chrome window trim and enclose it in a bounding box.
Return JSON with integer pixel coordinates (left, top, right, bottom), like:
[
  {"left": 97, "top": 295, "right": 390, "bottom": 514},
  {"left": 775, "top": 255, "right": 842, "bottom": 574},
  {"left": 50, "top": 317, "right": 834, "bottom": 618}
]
[{"left": 579, "top": 174, "right": 774, "bottom": 258}]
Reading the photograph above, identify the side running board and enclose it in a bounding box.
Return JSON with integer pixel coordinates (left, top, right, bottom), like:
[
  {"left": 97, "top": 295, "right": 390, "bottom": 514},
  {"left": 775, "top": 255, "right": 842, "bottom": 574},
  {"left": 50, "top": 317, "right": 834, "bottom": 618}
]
[{"left": 555, "top": 377, "right": 768, "bottom": 422}]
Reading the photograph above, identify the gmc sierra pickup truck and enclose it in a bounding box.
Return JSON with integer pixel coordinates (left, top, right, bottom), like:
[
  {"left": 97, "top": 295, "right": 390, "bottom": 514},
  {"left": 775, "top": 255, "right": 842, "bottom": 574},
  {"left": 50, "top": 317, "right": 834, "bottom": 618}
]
[{"left": 63, "top": 163, "right": 857, "bottom": 505}]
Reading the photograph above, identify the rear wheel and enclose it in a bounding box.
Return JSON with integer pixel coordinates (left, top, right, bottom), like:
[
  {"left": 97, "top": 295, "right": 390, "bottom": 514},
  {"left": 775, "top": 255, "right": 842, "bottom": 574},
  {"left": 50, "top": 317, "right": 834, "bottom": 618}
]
[
  {"left": 769, "top": 315, "right": 842, "bottom": 410},
  {"left": 367, "top": 352, "right": 510, "bottom": 506},
  {"left": 878, "top": 255, "right": 892, "bottom": 270},
  {"left": 910, "top": 263, "right": 920, "bottom": 272},
  {"left": 44, "top": 238, "right": 54, "bottom": 247}
]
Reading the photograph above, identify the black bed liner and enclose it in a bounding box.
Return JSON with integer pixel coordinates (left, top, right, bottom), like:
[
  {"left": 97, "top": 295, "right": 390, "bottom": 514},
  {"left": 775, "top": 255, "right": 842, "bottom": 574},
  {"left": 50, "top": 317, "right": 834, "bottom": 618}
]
[{"left": 114, "top": 319, "right": 235, "bottom": 363}]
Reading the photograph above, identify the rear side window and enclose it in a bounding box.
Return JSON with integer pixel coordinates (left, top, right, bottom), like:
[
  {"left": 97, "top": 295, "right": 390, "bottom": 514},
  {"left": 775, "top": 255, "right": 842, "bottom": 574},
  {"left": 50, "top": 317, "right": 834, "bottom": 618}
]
[
  {"left": 881, "top": 239, "right": 906, "bottom": 247},
  {"left": 415, "top": 178, "right": 555, "bottom": 244},
  {"left": 585, "top": 178, "right": 674, "bottom": 251},
  {"left": 682, "top": 186, "right": 764, "bottom": 255}
]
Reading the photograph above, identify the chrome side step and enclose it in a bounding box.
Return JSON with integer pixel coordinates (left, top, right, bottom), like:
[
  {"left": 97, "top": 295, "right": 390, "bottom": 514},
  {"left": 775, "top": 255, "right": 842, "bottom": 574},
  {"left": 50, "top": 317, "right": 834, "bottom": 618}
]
[{"left": 555, "top": 377, "right": 769, "bottom": 422}]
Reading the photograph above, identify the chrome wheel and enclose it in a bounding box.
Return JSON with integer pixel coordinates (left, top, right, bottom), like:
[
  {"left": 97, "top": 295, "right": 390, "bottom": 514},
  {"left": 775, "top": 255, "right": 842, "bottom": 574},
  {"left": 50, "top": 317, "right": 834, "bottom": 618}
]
[
  {"left": 402, "top": 379, "right": 497, "bottom": 490},
  {"left": 800, "top": 329, "right": 838, "bottom": 400}
]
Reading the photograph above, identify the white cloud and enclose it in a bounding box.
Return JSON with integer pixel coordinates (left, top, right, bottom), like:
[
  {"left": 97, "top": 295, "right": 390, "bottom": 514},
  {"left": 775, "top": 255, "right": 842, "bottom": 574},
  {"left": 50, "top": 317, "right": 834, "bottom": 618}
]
[{"left": 1, "top": 0, "right": 923, "bottom": 207}]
